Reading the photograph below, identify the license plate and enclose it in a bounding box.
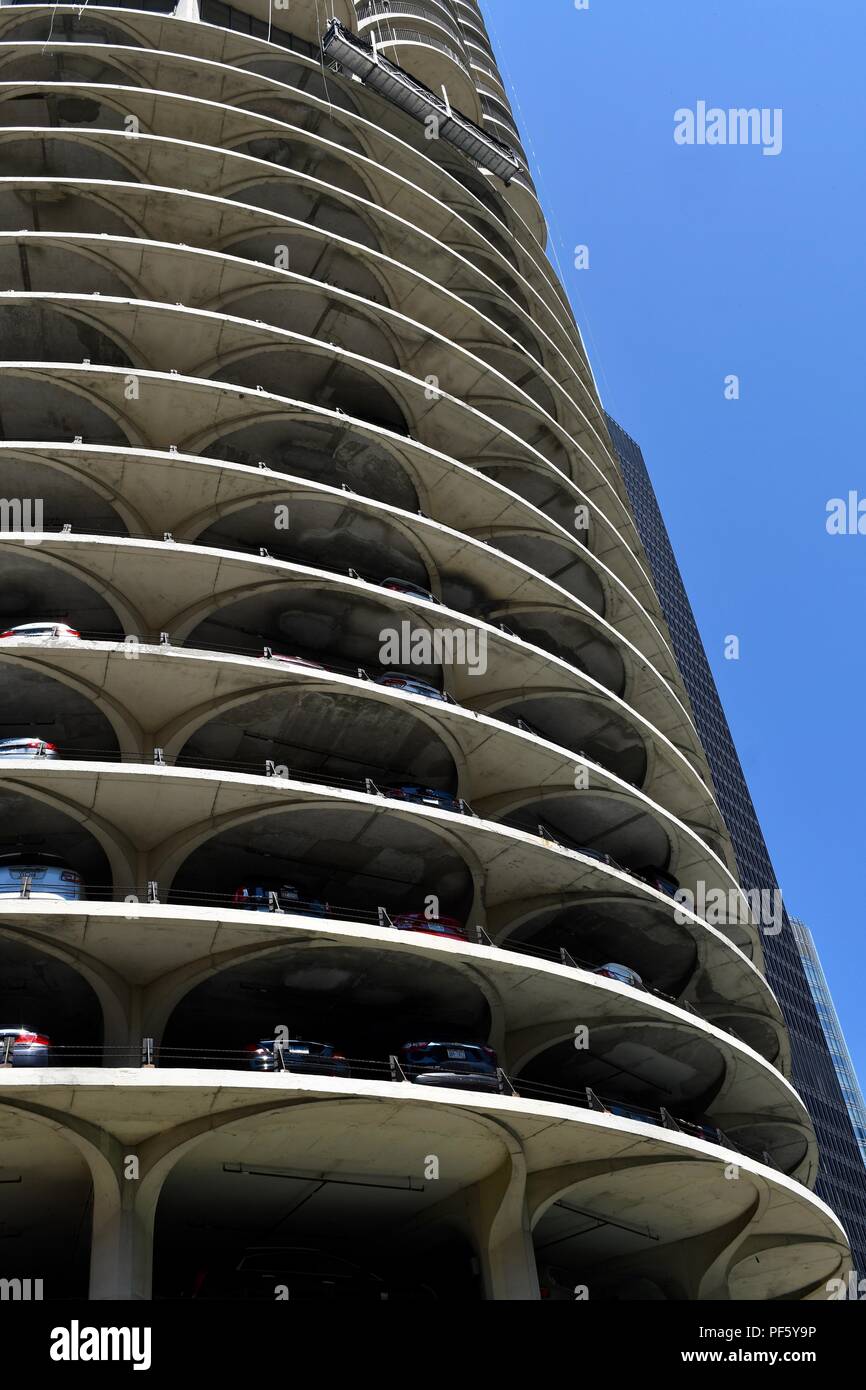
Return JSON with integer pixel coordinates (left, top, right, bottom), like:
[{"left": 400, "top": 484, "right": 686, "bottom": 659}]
[{"left": 447, "top": 1049, "right": 466, "bottom": 1060}]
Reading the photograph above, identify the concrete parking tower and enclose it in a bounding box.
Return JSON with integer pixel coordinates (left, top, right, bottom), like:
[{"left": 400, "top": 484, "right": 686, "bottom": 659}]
[{"left": 0, "top": 0, "right": 851, "bottom": 1299}]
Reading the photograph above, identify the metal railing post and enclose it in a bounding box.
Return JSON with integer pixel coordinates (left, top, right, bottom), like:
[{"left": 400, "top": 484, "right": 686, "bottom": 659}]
[{"left": 389, "top": 1054, "right": 408, "bottom": 1082}]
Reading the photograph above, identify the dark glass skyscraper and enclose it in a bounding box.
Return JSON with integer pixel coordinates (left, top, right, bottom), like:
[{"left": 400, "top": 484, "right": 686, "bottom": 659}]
[
  {"left": 607, "top": 412, "right": 866, "bottom": 1272},
  {"left": 794, "top": 919, "right": 866, "bottom": 1166}
]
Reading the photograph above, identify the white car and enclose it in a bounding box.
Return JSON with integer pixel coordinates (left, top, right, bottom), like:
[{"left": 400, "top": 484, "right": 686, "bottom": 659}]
[
  {"left": 0, "top": 853, "right": 82, "bottom": 902},
  {"left": 0, "top": 622, "right": 80, "bottom": 641},
  {"left": 0, "top": 737, "right": 58, "bottom": 759}
]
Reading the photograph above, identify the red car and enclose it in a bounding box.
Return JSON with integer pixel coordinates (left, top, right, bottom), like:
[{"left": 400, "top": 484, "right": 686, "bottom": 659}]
[{"left": 392, "top": 912, "right": 467, "bottom": 942}]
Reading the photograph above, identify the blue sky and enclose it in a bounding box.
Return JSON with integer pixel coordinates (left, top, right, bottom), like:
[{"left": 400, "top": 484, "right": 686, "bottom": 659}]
[{"left": 481, "top": 0, "right": 866, "bottom": 1081}]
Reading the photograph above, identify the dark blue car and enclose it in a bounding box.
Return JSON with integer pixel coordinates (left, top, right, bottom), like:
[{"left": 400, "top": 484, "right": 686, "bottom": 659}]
[
  {"left": 400, "top": 1041, "right": 500, "bottom": 1092},
  {"left": 384, "top": 785, "right": 462, "bottom": 812}
]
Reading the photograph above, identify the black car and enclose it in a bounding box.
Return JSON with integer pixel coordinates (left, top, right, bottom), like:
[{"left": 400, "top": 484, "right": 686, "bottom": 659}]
[
  {"left": 400, "top": 1040, "right": 501, "bottom": 1092},
  {"left": 191, "top": 1247, "right": 390, "bottom": 1301},
  {"left": 232, "top": 881, "right": 330, "bottom": 916},
  {"left": 245, "top": 1038, "right": 349, "bottom": 1076}
]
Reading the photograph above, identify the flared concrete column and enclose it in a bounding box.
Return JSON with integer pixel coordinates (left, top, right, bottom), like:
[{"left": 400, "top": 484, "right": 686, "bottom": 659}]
[
  {"left": 89, "top": 1152, "right": 158, "bottom": 1301},
  {"left": 469, "top": 1152, "right": 539, "bottom": 1300}
]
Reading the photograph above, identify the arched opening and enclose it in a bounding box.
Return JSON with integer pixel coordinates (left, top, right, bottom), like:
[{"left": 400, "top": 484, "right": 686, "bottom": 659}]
[
  {"left": 494, "top": 692, "right": 646, "bottom": 786},
  {"left": 0, "top": 785, "right": 113, "bottom": 896},
  {"left": 171, "top": 803, "right": 474, "bottom": 924},
  {"left": 0, "top": 52, "right": 143, "bottom": 87},
  {"left": 476, "top": 463, "right": 589, "bottom": 542},
  {"left": 196, "top": 495, "right": 429, "bottom": 591},
  {"left": 0, "top": 372, "right": 130, "bottom": 446},
  {"left": 184, "top": 583, "right": 442, "bottom": 681},
  {"left": 0, "top": 936, "right": 103, "bottom": 1062},
  {"left": 0, "top": 1107, "right": 92, "bottom": 1298},
  {"left": 178, "top": 685, "right": 456, "bottom": 791},
  {"left": 0, "top": 452, "right": 128, "bottom": 535},
  {"left": 488, "top": 533, "right": 605, "bottom": 613},
  {"left": 498, "top": 792, "right": 671, "bottom": 879},
  {"left": 202, "top": 418, "right": 419, "bottom": 511},
  {"left": 223, "top": 286, "right": 400, "bottom": 365},
  {"left": 208, "top": 349, "right": 409, "bottom": 440},
  {"left": 162, "top": 941, "right": 489, "bottom": 1071},
  {"left": 0, "top": 238, "right": 137, "bottom": 297},
  {"left": 0, "top": 185, "right": 137, "bottom": 237},
  {"left": 0, "top": 545, "right": 125, "bottom": 640},
  {"left": 504, "top": 897, "right": 696, "bottom": 997},
  {"left": 505, "top": 609, "right": 625, "bottom": 695},
  {"left": 1, "top": 16, "right": 143, "bottom": 47},
  {"left": 0, "top": 301, "right": 133, "bottom": 369},
  {"left": 0, "top": 662, "right": 120, "bottom": 760},
  {"left": 0, "top": 133, "right": 142, "bottom": 182},
  {"left": 242, "top": 97, "right": 364, "bottom": 154},
  {"left": 153, "top": 1106, "right": 483, "bottom": 1300},
  {"left": 225, "top": 230, "right": 388, "bottom": 303},
  {"left": 230, "top": 182, "right": 379, "bottom": 250}
]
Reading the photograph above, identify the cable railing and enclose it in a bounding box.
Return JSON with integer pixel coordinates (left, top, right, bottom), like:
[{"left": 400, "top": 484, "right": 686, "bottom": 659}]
[
  {"left": 0, "top": 628, "right": 643, "bottom": 784},
  {"left": 0, "top": 1033, "right": 784, "bottom": 1170},
  {"left": 356, "top": 24, "right": 470, "bottom": 75},
  {"left": 1, "top": 527, "right": 677, "bottom": 723},
  {"left": 0, "top": 878, "right": 751, "bottom": 1049},
  {"left": 0, "top": 746, "right": 675, "bottom": 897},
  {"left": 0, "top": 727, "right": 744, "bottom": 939}
]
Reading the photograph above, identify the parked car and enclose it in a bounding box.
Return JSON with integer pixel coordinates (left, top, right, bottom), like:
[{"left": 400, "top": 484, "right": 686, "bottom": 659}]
[
  {"left": 380, "top": 578, "right": 438, "bottom": 604},
  {"left": 0, "top": 622, "right": 80, "bottom": 641},
  {"left": 245, "top": 1038, "right": 349, "bottom": 1076},
  {"left": 0, "top": 852, "right": 82, "bottom": 901},
  {"left": 0, "top": 1027, "right": 51, "bottom": 1066},
  {"left": 633, "top": 865, "right": 680, "bottom": 897},
  {"left": 392, "top": 912, "right": 467, "bottom": 942},
  {"left": 375, "top": 672, "right": 449, "bottom": 702},
  {"left": 400, "top": 1040, "right": 500, "bottom": 1091},
  {"left": 0, "top": 737, "right": 57, "bottom": 760},
  {"left": 231, "top": 881, "right": 330, "bottom": 916},
  {"left": 191, "top": 1247, "right": 390, "bottom": 1301},
  {"left": 384, "top": 785, "right": 462, "bottom": 813},
  {"left": 677, "top": 1116, "right": 723, "bottom": 1145},
  {"left": 592, "top": 962, "right": 646, "bottom": 991}
]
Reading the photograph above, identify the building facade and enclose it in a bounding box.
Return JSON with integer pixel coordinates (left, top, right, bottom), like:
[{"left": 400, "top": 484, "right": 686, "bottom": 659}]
[
  {"left": 607, "top": 413, "right": 866, "bottom": 1274},
  {"left": 0, "top": 0, "right": 851, "bottom": 1299},
  {"left": 793, "top": 919, "right": 866, "bottom": 1167}
]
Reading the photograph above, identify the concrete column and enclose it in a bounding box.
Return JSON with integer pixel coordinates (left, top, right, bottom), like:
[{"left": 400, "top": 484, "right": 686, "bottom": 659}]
[
  {"left": 88, "top": 1153, "right": 157, "bottom": 1300},
  {"left": 469, "top": 1154, "right": 539, "bottom": 1300}
]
